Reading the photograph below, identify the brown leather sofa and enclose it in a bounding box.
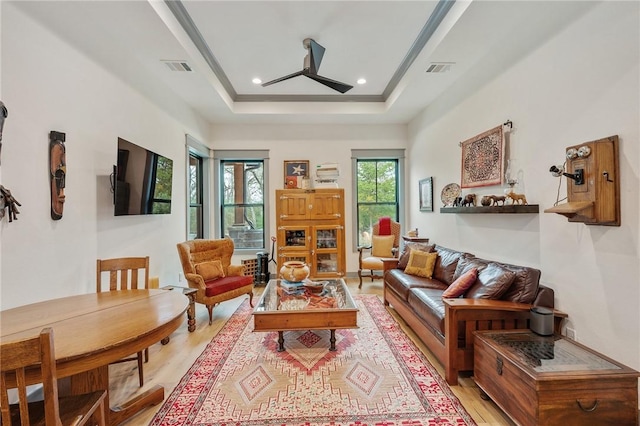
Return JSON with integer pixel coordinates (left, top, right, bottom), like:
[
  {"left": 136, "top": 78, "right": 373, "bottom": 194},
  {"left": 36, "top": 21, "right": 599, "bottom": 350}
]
[{"left": 383, "top": 244, "right": 564, "bottom": 385}]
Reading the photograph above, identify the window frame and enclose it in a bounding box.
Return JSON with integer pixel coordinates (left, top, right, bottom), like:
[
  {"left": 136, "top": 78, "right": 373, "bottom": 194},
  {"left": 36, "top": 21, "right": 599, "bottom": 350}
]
[
  {"left": 351, "top": 149, "right": 405, "bottom": 251},
  {"left": 186, "top": 135, "right": 210, "bottom": 240},
  {"left": 213, "top": 150, "right": 270, "bottom": 254}
]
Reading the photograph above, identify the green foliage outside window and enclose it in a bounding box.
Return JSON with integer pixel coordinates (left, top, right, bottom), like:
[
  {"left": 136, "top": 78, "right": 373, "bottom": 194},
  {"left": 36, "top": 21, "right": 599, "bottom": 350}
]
[{"left": 356, "top": 160, "right": 398, "bottom": 247}]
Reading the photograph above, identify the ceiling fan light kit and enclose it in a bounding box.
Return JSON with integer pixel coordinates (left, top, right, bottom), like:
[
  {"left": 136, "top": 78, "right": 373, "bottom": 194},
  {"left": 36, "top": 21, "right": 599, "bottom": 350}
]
[{"left": 261, "top": 38, "right": 354, "bottom": 94}]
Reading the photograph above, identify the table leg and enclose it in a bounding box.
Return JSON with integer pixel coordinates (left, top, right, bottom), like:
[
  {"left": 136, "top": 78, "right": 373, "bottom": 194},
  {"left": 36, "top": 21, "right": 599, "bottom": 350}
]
[
  {"left": 278, "top": 331, "right": 285, "bottom": 352},
  {"left": 186, "top": 293, "right": 196, "bottom": 332},
  {"left": 329, "top": 329, "right": 337, "bottom": 351},
  {"left": 69, "top": 365, "right": 164, "bottom": 425}
]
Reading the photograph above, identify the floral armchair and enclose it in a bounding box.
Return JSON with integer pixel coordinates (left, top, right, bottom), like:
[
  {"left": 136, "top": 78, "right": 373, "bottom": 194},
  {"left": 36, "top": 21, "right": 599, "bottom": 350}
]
[{"left": 176, "top": 238, "right": 254, "bottom": 325}]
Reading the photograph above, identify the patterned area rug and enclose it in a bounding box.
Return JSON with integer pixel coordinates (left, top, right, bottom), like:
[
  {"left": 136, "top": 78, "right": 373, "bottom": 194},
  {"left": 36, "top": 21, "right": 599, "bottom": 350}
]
[{"left": 150, "top": 295, "right": 476, "bottom": 425}]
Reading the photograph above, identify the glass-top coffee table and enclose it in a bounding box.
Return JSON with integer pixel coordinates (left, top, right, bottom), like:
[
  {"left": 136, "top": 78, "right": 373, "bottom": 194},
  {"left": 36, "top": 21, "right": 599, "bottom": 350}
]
[{"left": 252, "top": 278, "right": 358, "bottom": 351}]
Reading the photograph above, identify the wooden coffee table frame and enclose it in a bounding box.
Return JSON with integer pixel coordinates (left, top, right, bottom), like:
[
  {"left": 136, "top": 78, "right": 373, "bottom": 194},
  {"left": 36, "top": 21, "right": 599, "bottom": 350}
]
[{"left": 252, "top": 279, "right": 358, "bottom": 351}]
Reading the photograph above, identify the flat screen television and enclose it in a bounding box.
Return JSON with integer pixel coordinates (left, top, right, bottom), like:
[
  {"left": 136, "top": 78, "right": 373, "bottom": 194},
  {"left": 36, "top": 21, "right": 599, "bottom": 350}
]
[{"left": 114, "top": 137, "right": 173, "bottom": 216}]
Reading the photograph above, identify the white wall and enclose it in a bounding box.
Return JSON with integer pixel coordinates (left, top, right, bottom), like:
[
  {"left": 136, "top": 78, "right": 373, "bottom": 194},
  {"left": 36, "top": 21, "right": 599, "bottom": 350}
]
[
  {"left": 210, "top": 123, "right": 407, "bottom": 269},
  {"left": 0, "top": 3, "right": 210, "bottom": 309},
  {"left": 408, "top": 1, "right": 639, "bottom": 373}
]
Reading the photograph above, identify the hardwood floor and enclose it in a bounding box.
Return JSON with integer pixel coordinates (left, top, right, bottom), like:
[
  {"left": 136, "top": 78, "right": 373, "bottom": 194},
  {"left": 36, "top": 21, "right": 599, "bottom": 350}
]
[{"left": 110, "top": 278, "right": 514, "bottom": 425}]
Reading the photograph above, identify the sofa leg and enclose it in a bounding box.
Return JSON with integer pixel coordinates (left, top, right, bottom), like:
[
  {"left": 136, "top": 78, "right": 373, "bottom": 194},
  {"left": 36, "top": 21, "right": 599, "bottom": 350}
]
[{"left": 207, "top": 305, "right": 214, "bottom": 325}]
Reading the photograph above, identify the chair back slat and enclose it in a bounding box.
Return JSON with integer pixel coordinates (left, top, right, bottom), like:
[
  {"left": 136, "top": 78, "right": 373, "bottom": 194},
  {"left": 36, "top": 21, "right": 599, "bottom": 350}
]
[
  {"left": 96, "top": 256, "right": 149, "bottom": 292},
  {"left": 0, "top": 328, "right": 62, "bottom": 426}
]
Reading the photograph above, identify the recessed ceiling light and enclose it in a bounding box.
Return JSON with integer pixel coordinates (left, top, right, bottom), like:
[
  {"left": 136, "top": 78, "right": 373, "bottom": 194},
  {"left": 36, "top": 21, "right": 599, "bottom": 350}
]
[
  {"left": 252, "top": 78, "right": 262, "bottom": 85},
  {"left": 357, "top": 78, "right": 367, "bottom": 85}
]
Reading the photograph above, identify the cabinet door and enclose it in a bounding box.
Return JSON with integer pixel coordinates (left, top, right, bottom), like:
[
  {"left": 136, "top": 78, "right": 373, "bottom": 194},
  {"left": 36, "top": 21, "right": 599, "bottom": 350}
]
[
  {"left": 277, "top": 252, "right": 312, "bottom": 276},
  {"left": 310, "top": 191, "right": 343, "bottom": 220},
  {"left": 277, "top": 226, "right": 311, "bottom": 253},
  {"left": 311, "top": 226, "right": 344, "bottom": 278},
  {"left": 277, "top": 192, "right": 309, "bottom": 221}
]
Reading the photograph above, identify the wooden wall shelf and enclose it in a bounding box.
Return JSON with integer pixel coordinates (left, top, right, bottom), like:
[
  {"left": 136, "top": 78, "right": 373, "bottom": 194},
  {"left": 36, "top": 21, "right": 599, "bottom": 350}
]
[{"left": 440, "top": 205, "right": 540, "bottom": 214}]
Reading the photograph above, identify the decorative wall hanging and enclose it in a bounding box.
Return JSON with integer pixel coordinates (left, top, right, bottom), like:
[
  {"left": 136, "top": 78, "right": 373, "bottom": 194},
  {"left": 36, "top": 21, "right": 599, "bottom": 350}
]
[
  {"left": 49, "top": 131, "right": 66, "bottom": 220},
  {"left": 284, "top": 160, "right": 309, "bottom": 189},
  {"left": 0, "top": 185, "right": 21, "bottom": 222},
  {"left": 460, "top": 125, "right": 504, "bottom": 188},
  {"left": 419, "top": 177, "right": 433, "bottom": 212}
]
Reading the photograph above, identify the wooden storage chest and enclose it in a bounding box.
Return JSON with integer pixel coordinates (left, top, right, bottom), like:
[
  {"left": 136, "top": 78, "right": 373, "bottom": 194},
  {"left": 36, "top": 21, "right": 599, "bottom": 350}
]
[{"left": 474, "top": 330, "right": 639, "bottom": 426}]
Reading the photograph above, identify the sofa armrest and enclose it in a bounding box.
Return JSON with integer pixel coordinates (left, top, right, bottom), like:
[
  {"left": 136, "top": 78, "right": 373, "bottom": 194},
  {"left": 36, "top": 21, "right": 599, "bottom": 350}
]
[
  {"left": 381, "top": 258, "right": 399, "bottom": 273},
  {"left": 228, "top": 264, "right": 245, "bottom": 277},
  {"left": 441, "top": 298, "right": 568, "bottom": 385},
  {"left": 185, "top": 272, "right": 206, "bottom": 291}
]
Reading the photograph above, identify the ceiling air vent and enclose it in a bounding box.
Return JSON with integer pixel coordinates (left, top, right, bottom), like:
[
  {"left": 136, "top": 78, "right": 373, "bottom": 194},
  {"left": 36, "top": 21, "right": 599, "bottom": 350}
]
[
  {"left": 426, "top": 62, "right": 454, "bottom": 73},
  {"left": 162, "top": 60, "right": 193, "bottom": 72}
]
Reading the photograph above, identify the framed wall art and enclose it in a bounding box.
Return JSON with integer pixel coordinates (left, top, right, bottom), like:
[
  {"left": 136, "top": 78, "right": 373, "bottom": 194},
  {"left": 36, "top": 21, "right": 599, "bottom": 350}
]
[
  {"left": 284, "top": 160, "right": 309, "bottom": 189},
  {"left": 419, "top": 177, "right": 433, "bottom": 212},
  {"left": 460, "top": 124, "right": 504, "bottom": 188}
]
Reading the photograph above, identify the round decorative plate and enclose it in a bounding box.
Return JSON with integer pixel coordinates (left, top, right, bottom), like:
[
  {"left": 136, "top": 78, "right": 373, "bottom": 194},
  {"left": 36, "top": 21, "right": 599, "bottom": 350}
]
[{"left": 441, "top": 183, "right": 461, "bottom": 206}]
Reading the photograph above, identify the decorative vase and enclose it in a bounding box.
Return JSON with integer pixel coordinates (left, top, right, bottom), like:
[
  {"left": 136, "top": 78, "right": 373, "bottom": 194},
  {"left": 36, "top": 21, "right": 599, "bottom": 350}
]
[{"left": 279, "top": 261, "right": 310, "bottom": 282}]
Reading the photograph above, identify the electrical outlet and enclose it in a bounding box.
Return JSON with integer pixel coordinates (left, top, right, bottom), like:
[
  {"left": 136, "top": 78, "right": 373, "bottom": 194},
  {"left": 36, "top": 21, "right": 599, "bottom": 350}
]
[{"left": 566, "top": 327, "right": 576, "bottom": 340}]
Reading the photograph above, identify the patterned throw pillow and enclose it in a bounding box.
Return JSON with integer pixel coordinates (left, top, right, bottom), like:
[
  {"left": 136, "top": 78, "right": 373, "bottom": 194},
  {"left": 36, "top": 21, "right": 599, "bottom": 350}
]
[
  {"left": 397, "top": 242, "right": 435, "bottom": 270},
  {"left": 404, "top": 250, "right": 438, "bottom": 278},
  {"left": 371, "top": 235, "right": 395, "bottom": 258},
  {"left": 442, "top": 268, "right": 478, "bottom": 298},
  {"left": 195, "top": 260, "right": 225, "bottom": 281}
]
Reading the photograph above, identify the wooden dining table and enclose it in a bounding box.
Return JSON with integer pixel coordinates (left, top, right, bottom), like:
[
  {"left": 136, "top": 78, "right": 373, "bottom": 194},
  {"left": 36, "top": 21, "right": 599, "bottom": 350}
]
[{"left": 0, "top": 289, "right": 188, "bottom": 425}]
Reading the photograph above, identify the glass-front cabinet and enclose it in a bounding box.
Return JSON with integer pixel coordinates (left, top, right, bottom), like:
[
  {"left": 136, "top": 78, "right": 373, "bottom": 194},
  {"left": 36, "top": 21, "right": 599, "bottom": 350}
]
[{"left": 275, "top": 189, "right": 345, "bottom": 279}]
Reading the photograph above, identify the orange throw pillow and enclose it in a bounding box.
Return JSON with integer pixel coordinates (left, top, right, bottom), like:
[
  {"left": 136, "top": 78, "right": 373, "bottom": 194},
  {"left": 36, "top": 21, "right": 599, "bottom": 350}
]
[
  {"left": 442, "top": 268, "right": 478, "bottom": 298},
  {"left": 195, "top": 260, "right": 225, "bottom": 281}
]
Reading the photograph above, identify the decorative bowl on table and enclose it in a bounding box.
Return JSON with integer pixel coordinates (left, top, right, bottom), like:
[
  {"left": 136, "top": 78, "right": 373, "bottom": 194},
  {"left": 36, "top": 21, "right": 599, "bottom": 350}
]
[{"left": 279, "top": 261, "right": 310, "bottom": 282}]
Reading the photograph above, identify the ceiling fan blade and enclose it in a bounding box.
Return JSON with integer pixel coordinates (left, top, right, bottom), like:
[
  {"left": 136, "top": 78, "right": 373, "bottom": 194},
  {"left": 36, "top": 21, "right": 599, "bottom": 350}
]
[
  {"left": 261, "top": 70, "right": 304, "bottom": 87},
  {"left": 305, "top": 73, "right": 353, "bottom": 93},
  {"left": 308, "top": 39, "right": 325, "bottom": 75}
]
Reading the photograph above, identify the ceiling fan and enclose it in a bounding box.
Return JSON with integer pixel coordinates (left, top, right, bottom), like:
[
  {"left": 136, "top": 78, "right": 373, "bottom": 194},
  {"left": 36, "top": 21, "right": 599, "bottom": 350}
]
[{"left": 261, "top": 38, "right": 353, "bottom": 94}]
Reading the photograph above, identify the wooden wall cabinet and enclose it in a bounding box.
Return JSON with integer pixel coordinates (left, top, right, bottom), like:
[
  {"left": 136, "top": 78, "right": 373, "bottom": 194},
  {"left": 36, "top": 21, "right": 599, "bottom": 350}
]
[{"left": 276, "top": 189, "right": 345, "bottom": 279}]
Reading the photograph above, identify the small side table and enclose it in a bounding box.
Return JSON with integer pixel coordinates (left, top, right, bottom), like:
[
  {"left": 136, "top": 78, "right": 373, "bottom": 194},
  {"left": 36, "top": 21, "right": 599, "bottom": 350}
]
[
  {"left": 402, "top": 236, "right": 430, "bottom": 243},
  {"left": 160, "top": 286, "right": 197, "bottom": 344}
]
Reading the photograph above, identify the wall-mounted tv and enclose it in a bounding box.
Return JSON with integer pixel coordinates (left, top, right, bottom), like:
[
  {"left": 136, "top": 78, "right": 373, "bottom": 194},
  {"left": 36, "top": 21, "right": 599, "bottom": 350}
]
[{"left": 114, "top": 137, "right": 173, "bottom": 216}]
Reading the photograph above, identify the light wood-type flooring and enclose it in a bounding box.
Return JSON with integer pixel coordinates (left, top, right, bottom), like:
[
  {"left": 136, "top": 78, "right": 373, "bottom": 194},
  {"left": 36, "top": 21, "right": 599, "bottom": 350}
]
[{"left": 110, "top": 278, "right": 514, "bottom": 425}]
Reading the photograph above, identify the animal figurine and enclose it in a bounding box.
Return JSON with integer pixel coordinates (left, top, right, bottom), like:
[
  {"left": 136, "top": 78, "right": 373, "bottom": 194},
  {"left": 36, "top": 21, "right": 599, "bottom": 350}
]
[
  {"left": 480, "top": 196, "right": 492, "bottom": 206},
  {"left": 507, "top": 191, "right": 528, "bottom": 205},
  {"left": 485, "top": 195, "right": 506, "bottom": 206},
  {"left": 461, "top": 193, "right": 477, "bottom": 207},
  {"left": 452, "top": 196, "right": 462, "bottom": 207}
]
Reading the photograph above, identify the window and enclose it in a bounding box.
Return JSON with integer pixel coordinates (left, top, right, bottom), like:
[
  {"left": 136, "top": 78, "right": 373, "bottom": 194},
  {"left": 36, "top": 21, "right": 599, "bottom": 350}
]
[
  {"left": 214, "top": 150, "right": 270, "bottom": 251},
  {"left": 186, "top": 135, "right": 210, "bottom": 240},
  {"left": 188, "top": 153, "right": 203, "bottom": 239},
  {"left": 352, "top": 149, "right": 405, "bottom": 248}
]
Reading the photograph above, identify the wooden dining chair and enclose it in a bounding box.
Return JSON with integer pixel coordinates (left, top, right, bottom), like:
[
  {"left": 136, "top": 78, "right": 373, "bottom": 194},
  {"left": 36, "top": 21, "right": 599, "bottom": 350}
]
[
  {"left": 0, "top": 327, "right": 107, "bottom": 426},
  {"left": 96, "top": 256, "right": 150, "bottom": 387}
]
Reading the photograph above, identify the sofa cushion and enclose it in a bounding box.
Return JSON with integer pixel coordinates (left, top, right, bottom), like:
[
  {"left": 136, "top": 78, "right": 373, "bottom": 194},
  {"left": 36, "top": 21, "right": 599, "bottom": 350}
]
[
  {"left": 397, "top": 242, "right": 435, "bottom": 270},
  {"left": 195, "top": 260, "right": 225, "bottom": 281},
  {"left": 385, "top": 269, "right": 447, "bottom": 301},
  {"left": 408, "top": 288, "right": 447, "bottom": 338},
  {"left": 404, "top": 250, "right": 438, "bottom": 278},
  {"left": 497, "top": 262, "right": 541, "bottom": 304},
  {"left": 432, "top": 245, "right": 469, "bottom": 285},
  {"left": 204, "top": 275, "right": 253, "bottom": 297},
  {"left": 372, "top": 235, "right": 395, "bottom": 257},
  {"left": 442, "top": 268, "right": 478, "bottom": 298},
  {"left": 465, "top": 262, "right": 516, "bottom": 299}
]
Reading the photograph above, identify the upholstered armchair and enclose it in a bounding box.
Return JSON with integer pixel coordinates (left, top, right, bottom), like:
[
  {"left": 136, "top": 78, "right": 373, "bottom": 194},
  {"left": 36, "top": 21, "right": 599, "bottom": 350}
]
[
  {"left": 176, "top": 238, "right": 254, "bottom": 325},
  {"left": 357, "top": 218, "right": 401, "bottom": 288}
]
